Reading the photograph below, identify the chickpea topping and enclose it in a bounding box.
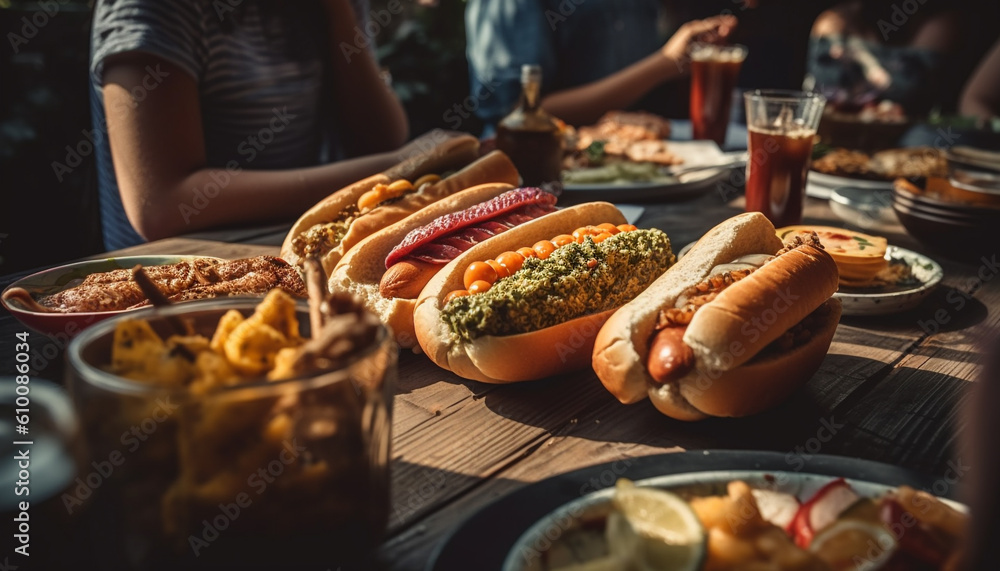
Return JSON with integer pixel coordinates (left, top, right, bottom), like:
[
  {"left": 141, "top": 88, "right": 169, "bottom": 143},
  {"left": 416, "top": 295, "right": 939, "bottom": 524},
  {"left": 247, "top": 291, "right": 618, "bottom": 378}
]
[
  {"left": 486, "top": 259, "right": 510, "bottom": 280},
  {"left": 467, "top": 280, "right": 492, "bottom": 295},
  {"left": 463, "top": 261, "right": 497, "bottom": 290},
  {"left": 517, "top": 247, "right": 537, "bottom": 259},
  {"left": 443, "top": 289, "right": 469, "bottom": 305},
  {"left": 552, "top": 234, "right": 575, "bottom": 248},
  {"left": 444, "top": 222, "right": 638, "bottom": 300}
]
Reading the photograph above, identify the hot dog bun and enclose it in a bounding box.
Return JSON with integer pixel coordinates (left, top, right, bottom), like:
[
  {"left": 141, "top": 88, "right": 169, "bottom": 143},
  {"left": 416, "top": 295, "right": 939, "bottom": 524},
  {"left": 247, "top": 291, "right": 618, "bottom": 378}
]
[
  {"left": 329, "top": 182, "right": 515, "bottom": 349},
  {"left": 592, "top": 212, "right": 841, "bottom": 420},
  {"left": 413, "top": 203, "right": 629, "bottom": 383},
  {"left": 282, "top": 136, "right": 520, "bottom": 274},
  {"left": 336, "top": 151, "right": 519, "bottom": 267}
]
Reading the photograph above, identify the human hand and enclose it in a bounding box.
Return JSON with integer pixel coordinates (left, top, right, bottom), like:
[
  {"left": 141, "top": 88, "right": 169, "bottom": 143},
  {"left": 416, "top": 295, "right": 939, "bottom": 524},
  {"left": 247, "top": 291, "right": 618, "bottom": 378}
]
[{"left": 660, "top": 15, "right": 739, "bottom": 73}]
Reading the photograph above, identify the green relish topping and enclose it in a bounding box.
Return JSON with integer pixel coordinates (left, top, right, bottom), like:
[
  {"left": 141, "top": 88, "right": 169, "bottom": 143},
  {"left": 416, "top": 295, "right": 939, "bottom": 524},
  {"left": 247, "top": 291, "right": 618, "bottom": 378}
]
[{"left": 442, "top": 228, "right": 675, "bottom": 341}]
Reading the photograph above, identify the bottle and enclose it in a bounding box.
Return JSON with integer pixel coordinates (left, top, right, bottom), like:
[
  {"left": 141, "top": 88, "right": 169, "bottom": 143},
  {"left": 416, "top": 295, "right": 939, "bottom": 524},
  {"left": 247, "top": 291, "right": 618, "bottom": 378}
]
[{"left": 496, "top": 65, "right": 564, "bottom": 188}]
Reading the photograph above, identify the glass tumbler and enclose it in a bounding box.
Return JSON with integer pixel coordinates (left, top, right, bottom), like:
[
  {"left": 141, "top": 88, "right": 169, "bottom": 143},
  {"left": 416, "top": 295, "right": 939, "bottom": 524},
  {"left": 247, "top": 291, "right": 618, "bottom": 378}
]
[
  {"left": 744, "top": 89, "right": 827, "bottom": 227},
  {"left": 66, "top": 298, "right": 396, "bottom": 570},
  {"left": 690, "top": 43, "right": 748, "bottom": 147}
]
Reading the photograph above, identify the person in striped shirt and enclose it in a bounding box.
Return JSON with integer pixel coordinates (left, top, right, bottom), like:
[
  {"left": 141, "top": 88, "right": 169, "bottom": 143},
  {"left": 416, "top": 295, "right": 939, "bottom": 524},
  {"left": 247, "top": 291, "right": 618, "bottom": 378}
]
[{"left": 90, "top": 0, "right": 431, "bottom": 250}]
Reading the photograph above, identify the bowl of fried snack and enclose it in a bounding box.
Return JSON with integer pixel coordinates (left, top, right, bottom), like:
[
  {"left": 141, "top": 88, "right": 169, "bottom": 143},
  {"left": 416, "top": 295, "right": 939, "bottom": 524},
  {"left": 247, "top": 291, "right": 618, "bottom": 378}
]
[{"left": 66, "top": 289, "right": 396, "bottom": 570}]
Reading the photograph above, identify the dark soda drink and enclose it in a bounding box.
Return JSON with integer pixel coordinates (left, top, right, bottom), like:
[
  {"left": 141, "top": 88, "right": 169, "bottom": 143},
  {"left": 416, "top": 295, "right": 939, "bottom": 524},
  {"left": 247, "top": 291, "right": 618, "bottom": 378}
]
[
  {"left": 496, "top": 124, "right": 563, "bottom": 187},
  {"left": 745, "top": 126, "right": 816, "bottom": 227},
  {"left": 689, "top": 44, "right": 747, "bottom": 147},
  {"left": 496, "top": 64, "right": 564, "bottom": 187}
]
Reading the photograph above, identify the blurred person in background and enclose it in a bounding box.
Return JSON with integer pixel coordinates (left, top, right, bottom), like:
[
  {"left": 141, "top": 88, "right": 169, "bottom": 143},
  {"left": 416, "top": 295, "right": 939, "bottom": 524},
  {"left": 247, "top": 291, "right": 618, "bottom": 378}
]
[
  {"left": 90, "top": 0, "right": 426, "bottom": 250},
  {"left": 959, "top": 37, "right": 1000, "bottom": 124},
  {"left": 962, "top": 330, "right": 1000, "bottom": 569},
  {"left": 464, "top": 0, "right": 736, "bottom": 133},
  {"left": 804, "top": 0, "right": 962, "bottom": 117}
]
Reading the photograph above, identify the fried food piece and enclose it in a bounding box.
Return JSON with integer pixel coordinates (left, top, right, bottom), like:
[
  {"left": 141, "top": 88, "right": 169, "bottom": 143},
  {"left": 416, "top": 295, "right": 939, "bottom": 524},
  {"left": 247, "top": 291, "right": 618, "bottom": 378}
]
[
  {"left": 690, "top": 481, "right": 830, "bottom": 571},
  {"left": 221, "top": 290, "right": 301, "bottom": 376}
]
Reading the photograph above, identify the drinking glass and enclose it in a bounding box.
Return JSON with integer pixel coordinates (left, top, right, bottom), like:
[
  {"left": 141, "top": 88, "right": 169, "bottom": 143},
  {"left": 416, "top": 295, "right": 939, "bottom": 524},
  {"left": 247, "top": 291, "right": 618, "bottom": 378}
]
[
  {"left": 690, "top": 43, "right": 748, "bottom": 147},
  {"left": 66, "top": 298, "right": 396, "bottom": 570},
  {"left": 744, "top": 90, "right": 827, "bottom": 227}
]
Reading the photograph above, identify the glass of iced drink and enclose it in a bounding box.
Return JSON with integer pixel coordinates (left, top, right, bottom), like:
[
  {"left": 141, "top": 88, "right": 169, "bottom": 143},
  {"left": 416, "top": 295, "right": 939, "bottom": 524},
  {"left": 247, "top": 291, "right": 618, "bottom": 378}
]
[
  {"left": 689, "top": 43, "right": 748, "bottom": 147},
  {"left": 66, "top": 295, "right": 396, "bottom": 570},
  {"left": 743, "top": 90, "right": 826, "bottom": 227}
]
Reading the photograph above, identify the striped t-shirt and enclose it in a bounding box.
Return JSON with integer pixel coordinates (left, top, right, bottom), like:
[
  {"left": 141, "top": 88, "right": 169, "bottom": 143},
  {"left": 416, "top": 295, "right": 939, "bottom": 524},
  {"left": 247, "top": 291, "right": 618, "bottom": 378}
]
[{"left": 90, "top": 0, "right": 368, "bottom": 250}]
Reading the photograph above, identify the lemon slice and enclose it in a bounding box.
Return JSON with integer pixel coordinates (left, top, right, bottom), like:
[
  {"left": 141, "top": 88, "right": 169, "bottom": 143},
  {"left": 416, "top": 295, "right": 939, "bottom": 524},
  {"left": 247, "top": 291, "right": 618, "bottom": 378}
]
[
  {"left": 612, "top": 480, "right": 707, "bottom": 571},
  {"left": 809, "top": 519, "right": 896, "bottom": 571}
]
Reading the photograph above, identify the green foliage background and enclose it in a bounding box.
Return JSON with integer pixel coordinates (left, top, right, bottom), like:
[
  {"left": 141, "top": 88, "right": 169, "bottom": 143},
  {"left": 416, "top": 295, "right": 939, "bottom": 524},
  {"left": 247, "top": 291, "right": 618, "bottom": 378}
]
[{"left": 371, "top": 0, "right": 482, "bottom": 135}]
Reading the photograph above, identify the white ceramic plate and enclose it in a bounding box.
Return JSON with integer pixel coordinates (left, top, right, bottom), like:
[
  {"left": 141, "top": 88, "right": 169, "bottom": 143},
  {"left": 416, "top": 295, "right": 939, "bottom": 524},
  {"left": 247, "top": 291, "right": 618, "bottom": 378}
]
[
  {"left": 836, "top": 246, "right": 943, "bottom": 316},
  {"left": 502, "top": 469, "right": 965, "bottom": 571},
  {"left": 428, "top": 451, "right": 961, "bottom": 571},
  {"left": 675, "top": 243, "right": 942, "bottom": 317},
  {"left": 562, "top": 141, "right": 733, "bottom": 202}
]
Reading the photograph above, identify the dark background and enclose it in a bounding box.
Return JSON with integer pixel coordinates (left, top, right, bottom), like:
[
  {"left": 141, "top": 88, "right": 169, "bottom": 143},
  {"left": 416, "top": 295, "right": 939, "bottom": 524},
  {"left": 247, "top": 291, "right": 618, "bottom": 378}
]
[{"left": 1, "top": 0, "right": 996, "bottom": 274}]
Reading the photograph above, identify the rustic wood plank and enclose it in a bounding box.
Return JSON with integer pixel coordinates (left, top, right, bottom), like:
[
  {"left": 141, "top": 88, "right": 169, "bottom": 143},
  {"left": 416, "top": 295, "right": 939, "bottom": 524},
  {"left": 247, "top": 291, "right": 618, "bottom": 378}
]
[
  {"left": 825, "top": 273, "right": 998, "bottom": 475},
  {"left": 379, "top": 412, "right": 702, "bottom": 568},
  {"left": 175, "top": 222, "right": 292, "bottom": 246},
  {"left": 386, "top": 367, "right": 618, "bottom": 530},
  {"left": 95, "top": 237, "right": 279, "bottom": 259}
]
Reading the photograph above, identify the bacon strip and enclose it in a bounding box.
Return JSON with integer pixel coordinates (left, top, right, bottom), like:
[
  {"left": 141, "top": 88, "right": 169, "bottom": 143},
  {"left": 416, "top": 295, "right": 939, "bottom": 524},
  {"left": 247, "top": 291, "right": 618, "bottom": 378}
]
[{"left": 384, "top": 188, "right": 557, "bottom": 268}]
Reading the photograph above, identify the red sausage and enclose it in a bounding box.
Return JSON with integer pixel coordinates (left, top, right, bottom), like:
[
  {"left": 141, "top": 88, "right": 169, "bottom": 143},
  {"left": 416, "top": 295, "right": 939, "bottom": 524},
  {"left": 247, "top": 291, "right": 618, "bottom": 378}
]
[{"left": 647, "top": 326, "right": 695, "bottom": 384}]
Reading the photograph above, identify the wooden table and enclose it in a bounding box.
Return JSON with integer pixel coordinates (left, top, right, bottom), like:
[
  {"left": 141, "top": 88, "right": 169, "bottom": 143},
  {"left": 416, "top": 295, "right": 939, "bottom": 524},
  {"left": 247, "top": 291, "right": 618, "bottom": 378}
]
[{"left": 1, "top": 189, "right": 995, "bottom": 570}]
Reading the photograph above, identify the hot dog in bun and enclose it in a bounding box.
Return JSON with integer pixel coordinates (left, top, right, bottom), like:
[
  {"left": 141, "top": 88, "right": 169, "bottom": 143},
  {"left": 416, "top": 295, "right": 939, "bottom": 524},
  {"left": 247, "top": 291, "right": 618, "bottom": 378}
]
[
  {"left": 330, "top": 184, "right": 559, "bottom": 348},
  {"left": 413, "top": 204, "right": 677, "bottom": 383},
  {"left": 281, "top": 135, "right": 519, "bottom": 274},
  {"left": 592, "top": 212, "right": 842, "bottom": 420}
]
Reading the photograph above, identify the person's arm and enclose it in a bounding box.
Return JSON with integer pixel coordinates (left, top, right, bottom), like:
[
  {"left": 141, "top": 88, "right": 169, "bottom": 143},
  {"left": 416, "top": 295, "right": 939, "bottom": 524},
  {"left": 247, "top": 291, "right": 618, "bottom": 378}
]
[
  {"left": 323, "top": 0, "right": 409, "bottom": 155},
  {"left": 102, "top": 54, "right": 416, "bottom": 242},
  {"left": 540, "top": 15, "right": 736, "bottom": 126},
  {"left": 960, "top": 38, "right": 1000, "bottom": 121}
]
